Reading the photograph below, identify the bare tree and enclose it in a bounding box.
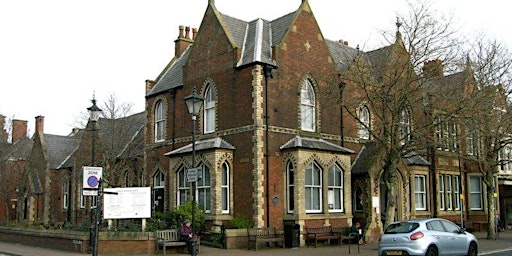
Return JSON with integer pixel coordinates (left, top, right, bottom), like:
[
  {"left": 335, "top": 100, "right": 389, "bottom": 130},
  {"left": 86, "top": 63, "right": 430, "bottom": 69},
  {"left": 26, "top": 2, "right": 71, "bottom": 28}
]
[
  {"left": 383, "top": 0, "right": 462, "bottom": 73},
  {"left": 458, "top": 38, "right": 512, "bottom": 239},
  {"left": 336, "top": 0, "right": 464, "bottom": 227}
]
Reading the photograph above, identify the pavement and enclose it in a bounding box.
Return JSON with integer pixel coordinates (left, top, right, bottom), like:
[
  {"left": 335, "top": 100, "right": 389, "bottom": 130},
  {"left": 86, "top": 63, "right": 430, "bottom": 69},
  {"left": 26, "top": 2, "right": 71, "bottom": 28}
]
[{"left": 1, "top": 231, "right": 512, "bottom": 256}]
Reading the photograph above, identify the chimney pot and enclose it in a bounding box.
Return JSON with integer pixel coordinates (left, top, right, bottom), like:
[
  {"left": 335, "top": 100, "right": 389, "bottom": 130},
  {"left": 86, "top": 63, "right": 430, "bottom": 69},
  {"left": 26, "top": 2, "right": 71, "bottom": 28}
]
[
  {"left": 185, "top": 26, "right": 191, "bottom": 39},
  {"left": 178, "top": 25, "right": 184, "bottom": 38}
]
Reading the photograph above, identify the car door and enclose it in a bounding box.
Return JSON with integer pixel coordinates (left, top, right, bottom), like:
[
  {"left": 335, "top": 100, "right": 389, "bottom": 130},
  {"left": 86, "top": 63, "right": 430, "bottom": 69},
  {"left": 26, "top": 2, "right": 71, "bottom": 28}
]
[
  {"left": 426, "top": 220, "right": 454, "bottom": 255},
  {"left": 440, "top": 220, "right": 468, "bottom": 255}
]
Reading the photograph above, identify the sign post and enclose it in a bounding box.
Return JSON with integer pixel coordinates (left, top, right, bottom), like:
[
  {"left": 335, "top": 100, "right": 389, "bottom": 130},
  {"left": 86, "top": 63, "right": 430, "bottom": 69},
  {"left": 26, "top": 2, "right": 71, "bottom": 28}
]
[{"left": 83, "top": 166, "right": 103, "bottom": 196}]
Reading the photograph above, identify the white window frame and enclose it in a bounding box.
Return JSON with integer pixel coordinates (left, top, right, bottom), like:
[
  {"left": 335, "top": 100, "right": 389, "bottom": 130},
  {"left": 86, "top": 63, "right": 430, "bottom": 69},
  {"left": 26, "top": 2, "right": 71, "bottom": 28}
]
[
  {"left": 301, "top": 79, "right": 316, "bottom": 132},
  {"left": 328, "top": 164, "right": 344, "bottom": 212},
  {"left": 469, "top": 176, "right": 483, "bottom": 210},
  {"left": 439, "top": 175, "right": 445, "bottom": 210},
  {"left": 359, "top": 106, "right": 370, "bottom": 140},
  {"left": 400, "top": 109, "right": 412, "bottom": 144},
  {"left": 63, "top": 179, "right": 69, "bottom": 209},
  {"left": 153, "top": 170, "right": 165, "bottom": 188},
  {"left": 446, "top": 175, "right": 453, "bottom": 210},
  {"left": 305, "top": 161, "right": 322, "bottom": 213},
  {"left": 454, "top": 176, "right": 460, "bottom": 210},
  {"left": 196, "top": 165, "right": 211, "bottom": 213},
  {"left": 286, "top": 161, "right": 295, "bottom": 214},
  {"left": 414, "top": 175, "right": 427, "bottom": 210},
  {"left": 221, "top": 162, "right": 230, "bottom": 214},
  {"left": 177, "top": 167, "right": 190, "bottom": 206},
  {"left": 204, "top": 85, "right": 216, "bottom": 134},
  {"left": 154, "top": 100, "right": 165, "bottom": 142}
]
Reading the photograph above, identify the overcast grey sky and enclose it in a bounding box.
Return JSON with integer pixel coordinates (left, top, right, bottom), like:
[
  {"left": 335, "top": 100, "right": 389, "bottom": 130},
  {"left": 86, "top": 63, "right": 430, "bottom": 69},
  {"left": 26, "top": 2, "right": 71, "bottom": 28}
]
[{"left": 0, "top": 0, "right": 510, "bottom": 136}]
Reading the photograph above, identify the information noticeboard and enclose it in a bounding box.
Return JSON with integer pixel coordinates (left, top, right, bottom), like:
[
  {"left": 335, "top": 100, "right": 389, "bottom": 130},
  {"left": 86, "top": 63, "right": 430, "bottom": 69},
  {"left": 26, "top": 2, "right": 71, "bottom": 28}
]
[{"left": 103, "top": 187, "right": 151, "bottom": 219}]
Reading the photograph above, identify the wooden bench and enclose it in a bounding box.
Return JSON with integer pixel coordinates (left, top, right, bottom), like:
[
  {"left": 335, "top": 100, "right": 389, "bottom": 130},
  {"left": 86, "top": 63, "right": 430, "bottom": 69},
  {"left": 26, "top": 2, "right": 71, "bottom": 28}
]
[
  {"left": 155, "top": 229, "right": 187, "bottom": 255},
  {"left": 247, "top": 227, "right": 285, "bottom": 250},
  {"left": 305, "top": 226, "right": 342, "bottom": 248}
]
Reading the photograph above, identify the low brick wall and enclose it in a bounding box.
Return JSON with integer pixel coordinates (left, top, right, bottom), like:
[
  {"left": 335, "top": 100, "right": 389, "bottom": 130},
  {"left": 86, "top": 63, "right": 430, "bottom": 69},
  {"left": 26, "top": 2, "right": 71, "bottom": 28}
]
[{"left": 0, "top": 227, "right": 156, "bottom": 254}]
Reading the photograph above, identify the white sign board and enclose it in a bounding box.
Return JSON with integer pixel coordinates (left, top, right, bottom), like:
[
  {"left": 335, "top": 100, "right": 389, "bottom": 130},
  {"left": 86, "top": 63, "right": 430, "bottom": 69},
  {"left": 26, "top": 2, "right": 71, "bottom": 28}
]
[
  {"left": 187, "top": 167, "right": 201, "bottom": 182},
  {"left": 83, "top": 166, "right": 102, "bottom": 196},
  {"left": 103, "top": 187, "right": 151, "bottom": 219}
]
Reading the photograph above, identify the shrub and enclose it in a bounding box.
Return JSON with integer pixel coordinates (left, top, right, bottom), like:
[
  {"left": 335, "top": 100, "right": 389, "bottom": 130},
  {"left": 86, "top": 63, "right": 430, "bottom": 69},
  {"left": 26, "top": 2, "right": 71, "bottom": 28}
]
[{"left": 228, "top": 215, "right": 252, "bottom": 229}]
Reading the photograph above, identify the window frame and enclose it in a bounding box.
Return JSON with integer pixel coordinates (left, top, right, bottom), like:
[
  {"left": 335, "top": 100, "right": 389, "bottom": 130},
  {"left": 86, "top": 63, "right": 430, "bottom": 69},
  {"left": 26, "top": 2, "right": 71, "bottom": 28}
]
[
  {"left": 359, "top": 105, "right": 370, "bottom": 140},
  {"left": 196, "top": 164, "right": 211, "bottom": 213},
  {"left": 154, "top": 100, "right": 165, "bottom": 142},
  {"left": 469, "top": 176, "right": 483, "bottom": 210},
  {"left": 221, "top": 162, "right": 230, "bottom": 214},
  {"left": 177, "top": 166, "right": 190, "bottom": 206},
  {"left": 286, "top": 161, "right": 295, "bottom": 214},
  {"left": 305, "top": 161, "right": 322, "bottom": 213},
  {"left": 300, "top": 79, "right": 316, "bottom": 132},
  {"left": 328, "top": 164, "right": 344, "bottom": 212},
  {"left": 414, "top": 175, "right": 427, "bottom": 210},
  {"left": 204, "top": 85, "right": 216, "bottom": 134}
]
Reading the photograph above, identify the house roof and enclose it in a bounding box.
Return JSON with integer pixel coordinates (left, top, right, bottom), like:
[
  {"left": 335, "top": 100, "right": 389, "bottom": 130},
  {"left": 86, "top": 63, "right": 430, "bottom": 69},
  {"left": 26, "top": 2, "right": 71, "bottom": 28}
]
[
  {"left": 352, "top": 142, "right": 430, "bottom": 175},
  {"left": 146, "top": 48, "right": 190, "bottom": 97},
  {"left": 164, "top": 137, "right": 235, "bottom": 156},
  {"left": 280, "top": 136, "right": 355, "bottom": 154},
  {"left": 98, "top": 112, "right": 146, "bottom": 159},
  {"left": 43, "top": 134, "right": 79, "bottom": 169}
]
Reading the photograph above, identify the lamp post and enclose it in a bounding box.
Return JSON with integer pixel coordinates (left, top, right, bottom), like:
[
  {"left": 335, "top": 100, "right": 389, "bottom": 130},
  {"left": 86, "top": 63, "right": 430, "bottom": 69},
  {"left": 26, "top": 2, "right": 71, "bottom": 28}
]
[
  {"left": 87, "top": 98, "right": 102, "bottom": 256},
  {"left": 184, "top": 87, "right": 203, "bottom": 256}
]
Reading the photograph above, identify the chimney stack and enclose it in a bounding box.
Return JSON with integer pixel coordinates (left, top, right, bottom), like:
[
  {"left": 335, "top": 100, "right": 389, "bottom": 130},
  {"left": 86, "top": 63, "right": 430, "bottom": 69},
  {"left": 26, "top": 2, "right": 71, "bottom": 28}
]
[
  {"left": 174, "top": 25, "right": 195, "bottom": 58},
  {"left": 35, "top": 115, "right": 45, "bottom": 134},
  {"left": 0, "top": 115, "right": 7, "bottom": 143},
  {"left": 12, "top": 119, "right": 28, "bottom": 143},
  {"left": 422, "top": 59, "right": 444, "bottom": 78}
]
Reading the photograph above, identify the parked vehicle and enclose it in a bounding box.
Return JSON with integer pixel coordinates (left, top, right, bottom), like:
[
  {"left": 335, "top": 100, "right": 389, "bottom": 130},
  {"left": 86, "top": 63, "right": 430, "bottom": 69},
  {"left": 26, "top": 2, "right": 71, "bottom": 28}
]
[{"left": 378, "top": 218, "right": 478, "bottom": 256}]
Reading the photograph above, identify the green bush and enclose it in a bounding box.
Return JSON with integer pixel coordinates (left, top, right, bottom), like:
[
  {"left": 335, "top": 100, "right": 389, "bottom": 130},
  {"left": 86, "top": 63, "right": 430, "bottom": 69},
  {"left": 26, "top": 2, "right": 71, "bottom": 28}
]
[
  {"left": 169, "top": 201, "right": 205, "bottom": 231},
  {"left": 228, "top": 215, "right": 252, "bottom": 229}
]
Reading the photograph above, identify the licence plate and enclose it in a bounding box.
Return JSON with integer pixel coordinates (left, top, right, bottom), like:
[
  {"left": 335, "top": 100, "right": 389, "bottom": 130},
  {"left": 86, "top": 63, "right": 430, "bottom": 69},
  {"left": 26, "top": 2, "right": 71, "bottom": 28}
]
[{"left": 386, "top": 251, "right": 402, "bottom": 255}]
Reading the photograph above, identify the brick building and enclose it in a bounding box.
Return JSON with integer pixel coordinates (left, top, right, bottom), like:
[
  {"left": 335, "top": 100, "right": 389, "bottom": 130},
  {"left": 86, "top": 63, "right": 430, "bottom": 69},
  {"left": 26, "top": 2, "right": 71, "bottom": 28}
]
[
  {"left": 144, "top": 0, "right": 492, "bottom": 243},
  {"left": 1, "top": 0, "right": 503, "bottom": 245}
]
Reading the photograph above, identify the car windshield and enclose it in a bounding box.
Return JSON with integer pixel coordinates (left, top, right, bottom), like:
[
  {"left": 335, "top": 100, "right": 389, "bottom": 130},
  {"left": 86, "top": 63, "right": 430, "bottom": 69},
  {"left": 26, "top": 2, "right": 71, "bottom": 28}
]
[{"left": 384, "top": 222, "right": 420, "bottom": 234}]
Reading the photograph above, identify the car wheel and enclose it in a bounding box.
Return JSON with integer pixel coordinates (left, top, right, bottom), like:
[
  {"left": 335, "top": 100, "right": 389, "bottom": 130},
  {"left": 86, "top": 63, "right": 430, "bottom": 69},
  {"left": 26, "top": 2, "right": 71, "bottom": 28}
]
[
  {"left": 467, "top": 242, "right": 478, "bottom": 256},
  {"left": 425, "top": 246, "right": 438, "bottom": 256}
]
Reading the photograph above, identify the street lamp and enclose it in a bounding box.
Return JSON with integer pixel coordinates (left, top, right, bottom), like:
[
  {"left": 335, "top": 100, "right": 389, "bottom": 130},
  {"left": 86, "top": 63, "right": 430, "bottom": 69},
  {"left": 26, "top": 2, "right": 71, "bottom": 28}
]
[
  {"left": 184, "top": 87, "right": 203, "bottom": 256},
  {"left": 87, "top": 98, "right": 102, "bottom": 256}
]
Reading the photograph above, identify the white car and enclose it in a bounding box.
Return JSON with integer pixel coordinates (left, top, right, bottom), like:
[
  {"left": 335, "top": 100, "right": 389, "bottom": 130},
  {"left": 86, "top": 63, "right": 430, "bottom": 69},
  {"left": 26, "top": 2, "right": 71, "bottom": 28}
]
[{"left": 378, "top": 218, "right": 478, "bottom": 256}]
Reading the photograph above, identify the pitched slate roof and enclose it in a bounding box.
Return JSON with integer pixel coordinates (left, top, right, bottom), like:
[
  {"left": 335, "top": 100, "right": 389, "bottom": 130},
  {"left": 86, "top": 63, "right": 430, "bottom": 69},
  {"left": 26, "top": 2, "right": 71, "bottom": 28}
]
[
  {"left": 164, "top": 137, "right": 235, "bottom": 156},
  {"left": 280, "top": 136, "right": 355, "bottom": 154},
  {"left": 352, "top": 142, "right": 430, "bottom": 175},
  {"left": 325, "top": 39, "right": 361, "bottom": 71},
  {"left": 146, "top": 4, "right": 298, "bottom": 98},
  {"left": 43, "top": 134, "right": 79, "bottom": 169},
  {"left": 98, "top": 112, "right": 145, "bottom": 159},
  {"left": 146, "top": 48, "right": 190, "bottom": 97}
]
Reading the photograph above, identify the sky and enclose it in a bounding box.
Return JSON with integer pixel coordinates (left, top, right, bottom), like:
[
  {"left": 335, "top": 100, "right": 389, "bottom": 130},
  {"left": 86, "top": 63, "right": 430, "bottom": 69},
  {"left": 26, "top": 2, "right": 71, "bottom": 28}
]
[{"left": 0, "top": 0, "right": 510, "bottom": 136}]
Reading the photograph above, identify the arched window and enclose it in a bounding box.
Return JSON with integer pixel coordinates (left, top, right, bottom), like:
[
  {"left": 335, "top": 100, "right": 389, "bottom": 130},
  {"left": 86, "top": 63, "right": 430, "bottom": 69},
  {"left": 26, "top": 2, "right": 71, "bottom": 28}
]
[
  {"left": 301, "top": 79, "right": 316, "bottom": 131},
  {"left": 154, "top": 100, "right": 165, "bottom": 142},
  {"left": 204, "top": 85, "right": 216, "bottom": 133},
  {"left": 152, "top": 169, "right": 165, "bottom": 212},
  {"left": 286, "top": 161, "right": 295, "bottom": 213},
  {"left": 305, "top": 161, "right": 322, "bottom": 213},
  {"left": 328, "top": 164, "right": 344, "bottom": 212},
  {"left": 221, "top": 162, "right": 230, "bottom": 213},
  {"left": 359, "top": 106, "right": 370, "bottom": 139},
  {"left": 197, "top": 164, "right": 211, "bottom": 212},
  {"left": 177, "top": 166, "right": 190, "bottom": 206},
  {"left": 400, "top": 108, "right": 412, "bottom": 143}
]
